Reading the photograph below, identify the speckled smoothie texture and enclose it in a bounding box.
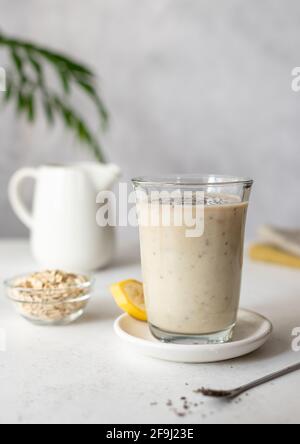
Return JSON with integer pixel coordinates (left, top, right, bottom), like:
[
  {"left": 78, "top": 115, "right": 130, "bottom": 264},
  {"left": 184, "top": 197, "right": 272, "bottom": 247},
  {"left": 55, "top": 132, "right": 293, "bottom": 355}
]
[{"left": 139, "top": 197, "right": 248, "bottom": 335}]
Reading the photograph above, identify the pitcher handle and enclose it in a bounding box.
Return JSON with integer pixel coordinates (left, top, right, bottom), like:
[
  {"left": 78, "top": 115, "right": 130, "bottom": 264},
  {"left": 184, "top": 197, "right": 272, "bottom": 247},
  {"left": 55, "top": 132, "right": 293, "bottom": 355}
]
[{"left": 8, "top": 168, "right": 37, "bottom": 230}]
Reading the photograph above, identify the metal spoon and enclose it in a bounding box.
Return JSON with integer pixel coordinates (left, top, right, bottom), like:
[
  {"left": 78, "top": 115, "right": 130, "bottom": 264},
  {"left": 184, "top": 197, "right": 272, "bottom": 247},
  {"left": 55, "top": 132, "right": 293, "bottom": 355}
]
[{"left": 196, "top": 362, "right": 300, "bottom": 399}]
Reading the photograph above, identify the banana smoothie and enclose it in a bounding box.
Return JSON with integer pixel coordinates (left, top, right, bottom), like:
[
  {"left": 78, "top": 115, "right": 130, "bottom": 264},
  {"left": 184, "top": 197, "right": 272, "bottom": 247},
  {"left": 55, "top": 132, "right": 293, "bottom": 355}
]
[{"left": 138, "top": 196, "right": 248, "bottom": 341}]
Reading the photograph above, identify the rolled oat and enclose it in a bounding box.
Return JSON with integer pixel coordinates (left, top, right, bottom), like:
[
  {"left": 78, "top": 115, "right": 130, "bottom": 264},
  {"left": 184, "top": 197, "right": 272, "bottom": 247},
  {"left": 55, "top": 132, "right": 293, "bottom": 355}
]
[{"left": 9, "top": 270, "right": 91, "bottom": 324}]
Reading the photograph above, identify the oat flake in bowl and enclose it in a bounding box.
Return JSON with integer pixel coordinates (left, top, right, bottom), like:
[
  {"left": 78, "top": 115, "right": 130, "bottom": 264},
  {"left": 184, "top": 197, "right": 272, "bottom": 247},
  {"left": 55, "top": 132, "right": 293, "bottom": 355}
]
[{"left": 4, "top": 270, "right": 94, "bottom": 325}]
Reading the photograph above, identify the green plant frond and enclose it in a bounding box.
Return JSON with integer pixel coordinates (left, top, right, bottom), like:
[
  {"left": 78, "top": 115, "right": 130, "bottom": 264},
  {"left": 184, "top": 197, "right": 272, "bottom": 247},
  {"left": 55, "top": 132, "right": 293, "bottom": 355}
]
[
  {"left": 58, "top": 69, "right": 71, "bottom": 94},
  {"left": 76, "top": 79, "right": 109, "bottom": 127},
  {"left": 27, "top": 94, "right": 35, "bottom": 122},
  {"left": 52, "top": 95, "right": 105, "bottom": 162},
  {"left": 3, "top": 74, "right": 13, "bottom": 102},
  {"left": 26, "top": 51, "right": 44, "bottom": 87},
  {"left": 42, "top": 97, "right": 55, "bottom": 125},
  {"left": 0, "top": 30, "right": 108, "bottom": 161},
  {"left": 11, "top": 48, "right": 23, "bottom": 73}
]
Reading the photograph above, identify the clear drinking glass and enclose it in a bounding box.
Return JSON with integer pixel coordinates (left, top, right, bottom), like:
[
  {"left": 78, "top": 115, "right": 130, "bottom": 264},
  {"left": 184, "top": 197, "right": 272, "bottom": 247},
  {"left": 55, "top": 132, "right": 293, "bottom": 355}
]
[{"left": 132, "top": 175, "right": 253, "bottom": 344}]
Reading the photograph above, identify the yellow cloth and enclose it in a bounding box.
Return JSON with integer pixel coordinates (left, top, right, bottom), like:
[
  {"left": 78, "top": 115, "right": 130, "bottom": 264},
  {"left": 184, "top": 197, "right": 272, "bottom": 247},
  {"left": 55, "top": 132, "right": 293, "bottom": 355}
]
[{"left": 249, "top": 244, "right": 300, "bottom": 269}]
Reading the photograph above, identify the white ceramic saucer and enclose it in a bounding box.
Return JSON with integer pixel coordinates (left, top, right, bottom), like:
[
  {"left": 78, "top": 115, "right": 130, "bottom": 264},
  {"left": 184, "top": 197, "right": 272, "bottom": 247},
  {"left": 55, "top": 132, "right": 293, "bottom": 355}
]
[{"left": 114, "top": 309, "right": 273, "bottom": 363}]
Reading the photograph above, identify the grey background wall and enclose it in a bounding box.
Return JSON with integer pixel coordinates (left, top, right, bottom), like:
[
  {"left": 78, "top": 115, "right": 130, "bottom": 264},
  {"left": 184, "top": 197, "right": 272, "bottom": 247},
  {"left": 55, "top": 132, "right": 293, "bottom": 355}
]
[{"left": 1, "top": 0, "right": 300, "bottom": 238}]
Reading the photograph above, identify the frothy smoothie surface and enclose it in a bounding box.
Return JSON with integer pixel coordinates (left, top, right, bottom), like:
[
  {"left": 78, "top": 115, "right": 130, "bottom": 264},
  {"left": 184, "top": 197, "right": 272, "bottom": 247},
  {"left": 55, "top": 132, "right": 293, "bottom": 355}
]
[{"left": 138, "top": 195, "right": 248, "bottom": 335}]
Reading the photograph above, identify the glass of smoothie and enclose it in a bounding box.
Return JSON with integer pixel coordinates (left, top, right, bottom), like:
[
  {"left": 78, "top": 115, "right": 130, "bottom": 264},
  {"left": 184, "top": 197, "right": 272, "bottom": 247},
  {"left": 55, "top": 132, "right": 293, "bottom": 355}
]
[{"left": 132, "top": 175, "right": 253, "bottom": 344}]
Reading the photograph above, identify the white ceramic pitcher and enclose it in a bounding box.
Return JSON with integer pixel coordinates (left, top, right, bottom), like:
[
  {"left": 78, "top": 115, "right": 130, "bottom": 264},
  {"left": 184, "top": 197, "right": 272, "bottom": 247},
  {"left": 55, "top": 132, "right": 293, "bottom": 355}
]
[{"left": 8, "top": 162, "right": 121, "bottom": 271}]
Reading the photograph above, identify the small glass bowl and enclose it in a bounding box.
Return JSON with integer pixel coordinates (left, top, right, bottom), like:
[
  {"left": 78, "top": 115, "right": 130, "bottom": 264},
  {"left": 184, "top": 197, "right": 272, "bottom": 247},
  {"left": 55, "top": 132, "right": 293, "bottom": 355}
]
[{"left": 4, "top": 273, "right": 94, "bottom": 326}]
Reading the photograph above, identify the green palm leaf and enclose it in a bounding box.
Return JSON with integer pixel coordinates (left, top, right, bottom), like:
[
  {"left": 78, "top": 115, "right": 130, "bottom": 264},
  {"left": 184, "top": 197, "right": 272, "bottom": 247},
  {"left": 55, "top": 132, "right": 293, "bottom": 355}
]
[{"left": 0, "top": 30, "right": 108, "bottom": 162}]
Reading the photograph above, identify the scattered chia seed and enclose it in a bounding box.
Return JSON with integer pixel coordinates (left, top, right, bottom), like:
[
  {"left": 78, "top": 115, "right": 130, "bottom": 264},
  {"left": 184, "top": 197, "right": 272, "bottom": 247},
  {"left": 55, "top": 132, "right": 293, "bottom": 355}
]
[{"left": 172, "top": 409, "right": 186, "bottom": 418}]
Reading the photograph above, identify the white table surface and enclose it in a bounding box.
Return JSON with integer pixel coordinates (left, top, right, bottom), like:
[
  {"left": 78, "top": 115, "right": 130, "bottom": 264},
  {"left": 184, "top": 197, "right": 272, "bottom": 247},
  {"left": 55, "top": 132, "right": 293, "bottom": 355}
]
[{"left": 0, "top": 239, "right": 300, "bottom": 425}]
